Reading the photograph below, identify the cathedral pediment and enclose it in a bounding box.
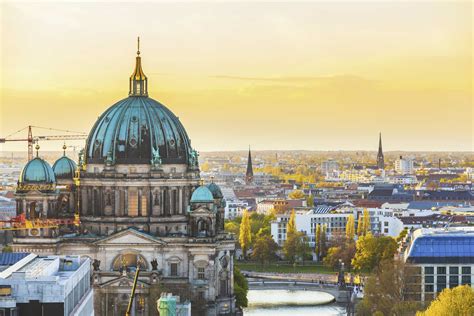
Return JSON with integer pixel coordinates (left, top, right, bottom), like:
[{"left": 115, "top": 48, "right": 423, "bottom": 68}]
[
  {"left": 94, "top": 228, "right": 166, "bottom": 246},
  {"left": 98, "top": 275, "right": 150, "bottom": 288}
]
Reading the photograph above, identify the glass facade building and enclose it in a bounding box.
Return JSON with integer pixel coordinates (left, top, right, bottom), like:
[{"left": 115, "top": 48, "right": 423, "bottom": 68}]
[{"left": 405, "top": 228, "right": 474, "bottom": 301}]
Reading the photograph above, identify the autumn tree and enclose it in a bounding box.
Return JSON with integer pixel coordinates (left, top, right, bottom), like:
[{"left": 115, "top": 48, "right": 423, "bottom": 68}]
[
  {"left": 357, "top": 213, "right": 364, "bottom": 236},
  {"left": 352, "top": 234, "right": 398, "bottom": 271},
  {"left": 252, "top": 234, "right": 279, "bottom": 266},
  {"left": 357, "top": 260, "right": 423, "bottom": 316},
  {"left": 315, "top": 224, "right": 321, "bottom": 261},
  {"left": 320, "top": 224, "right": 328, "bottom": 259},
  {"left": 239, "top": 210, "right": 251, "bottom": 259},
  {"left": 417, "top": 285, "right": 474, "bottom": 316},
  {"left": 323, "top": 232, "right": 356, "bottom": 270},
  {"left": 306, "top": 193, "right": 315, "bottom": 207},
  {"left": 296, "top": 233, "right": 312, "bottom": 265},
  {"left": 362, "top": 208, "right": 371, "bottom": 235},
  {"left": 288, "top": 190, "right": 305, "bottom": 199},
  {"left": 345, "top": 215, "right": 355, "bottom": 240},
  {"left": 287, "top": 210, "right": 297, "bottom": 236}
]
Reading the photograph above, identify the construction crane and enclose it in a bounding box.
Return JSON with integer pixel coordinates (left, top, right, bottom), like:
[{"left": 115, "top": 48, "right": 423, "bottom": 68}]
[
  {"left": 126, "top": 258, "right": 143, "bottom": 316},
  {"left": 0, "top": 125, "right": 87, "bottom": 161}
]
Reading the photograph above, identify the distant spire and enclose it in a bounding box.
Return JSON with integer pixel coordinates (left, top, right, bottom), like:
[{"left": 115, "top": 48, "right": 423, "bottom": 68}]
[
  {"left": 245, "top": 146, "right": 254, "bottom": 185},
  {"left": 62, "top": 143, "right": 67, "bottom": 156},
  {"left": 377, "top": 133, "right": 385, "bottom": 169},
  {"left": 35, "top": 144, "right": 40, "bottom": 158},
  {"left": 129, "top": 36, "right": 148, "bottom": 97}
]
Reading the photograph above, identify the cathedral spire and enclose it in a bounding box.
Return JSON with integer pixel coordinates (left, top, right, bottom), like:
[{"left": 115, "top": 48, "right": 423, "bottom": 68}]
[
  {"left": 245, "top": 146, "right": 254, "bottom": 185},
  {"left": 377, "top": 132, "right": 385, "bottom": 169},
  {"left": 129, "top": 36, "right": 148, "bottom": 97}
]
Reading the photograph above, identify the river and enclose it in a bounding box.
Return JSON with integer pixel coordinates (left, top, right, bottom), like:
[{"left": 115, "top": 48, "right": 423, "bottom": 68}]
[{"left": 243, "top": 289, "right": 346, "bottom": 315}]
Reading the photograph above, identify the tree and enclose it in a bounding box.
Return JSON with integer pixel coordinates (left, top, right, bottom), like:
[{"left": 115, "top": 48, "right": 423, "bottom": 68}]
[
  {"left": 320, "top": 224, "right": 328, "bottom": 259},
  {"left": 234, "top": 267, "right": 249, "bottom": 308},
  {"left": 287, "top": 210, "right": 297, "bottom": 236},
  {"left": 357, "top": 212, "right": 364, "bottom": 236},
  {"left": 417, "top": 285, "right": 474, "bottom": 316},
  {"left": 323, "top": 241, "right": 356, "bottom": 270},
  {"left": 362, "top": 208, "right": 371, "bottom": 235},
  {"left": 239, "top": 210, "right": 251, "bottom": 259},
  {"left": 252, "top": 234, "right": 279, "bottom": 265},
  {"left": 315, "top": 224, "right": 321, "bottom": 261},
  {"left": 357, "top": 259, "right": 423, "bottom": 316},
  {"left": 288, "top": 190, "right": 305, "bottom": 199},
  {"left": 345, "top": 215, "right": 355, "bottom": 240},
  {"left": 352, "top": 234, "right": 398, "bottom": 271},
  {"left": 306, "top": 193, "right": 314, "bottom": 207},
  {"left": 296, "top": 232, "right": 312, "bottom": 265},
  {"left": 2, "top": 245, "right": 12, "bottom": 253},
  {"left": 224, "top": 221, "right": 240, "bottom": 235}
]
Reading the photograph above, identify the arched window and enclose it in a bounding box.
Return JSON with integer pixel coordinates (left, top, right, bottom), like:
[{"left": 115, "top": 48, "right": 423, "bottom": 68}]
[{"left": 112, "top": 253, "right": 147, "bottom": 271}]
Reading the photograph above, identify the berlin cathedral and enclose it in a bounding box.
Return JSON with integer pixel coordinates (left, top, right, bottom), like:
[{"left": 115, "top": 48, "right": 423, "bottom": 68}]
[{"left": 12, "top": 40, "right": 236, "bottom": 316}]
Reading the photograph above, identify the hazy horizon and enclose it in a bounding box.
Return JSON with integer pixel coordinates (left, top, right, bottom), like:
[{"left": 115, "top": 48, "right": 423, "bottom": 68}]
[{"left": 1, "top": 2, "right": 472, "bottom": 152}]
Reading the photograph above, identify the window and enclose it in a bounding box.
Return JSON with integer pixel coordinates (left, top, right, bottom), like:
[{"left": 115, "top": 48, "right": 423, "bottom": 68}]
[
  {"left": 425, "top": 267, "right": 434, "bottom": 274},
  {"left": 449, "top": 267, "right": 459, "bottom": 275},
  {"left": 170, "top": 263, "right": 178, "bottom": 276},
  {"left": 437, "top": 276, "right": 446, "bottom": 285},
  {"left": 437, "top": 283, "right": 446, "bottom": 293},
  {"left": 462, "top": 275, "right": 471, "bottom": 285},
  {"left": 197, "top": 291, "right": 205, "bottom": 302},
  {"left": 425, "top": 284, "right": 434, "bottom": 293},
  {"left": 462, "top": 267, "right": 471, "bottom": 275},
  {"left": 424, "top": 275, "right": 434, "bottom": 283},
  {"left": 449, "top": 275, "right": 458, "bottom": 288},
  {"left": 437, "top": 267, "right": 446, "bottom": 275},
  {"left": 198, "top": 267, "right": 205, "bottom": 280}
]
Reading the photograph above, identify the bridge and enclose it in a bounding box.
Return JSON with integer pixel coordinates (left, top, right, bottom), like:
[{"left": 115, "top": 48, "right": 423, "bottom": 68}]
[{"left": 247, "top": 280, "right": 354, "bottom": 304}]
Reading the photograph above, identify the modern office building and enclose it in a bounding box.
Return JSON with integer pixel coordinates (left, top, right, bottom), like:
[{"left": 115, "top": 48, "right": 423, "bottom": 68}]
[
  {"left": 0, "top": 254, "right": 93, "bottom": 316},
  {"left": 405, "top": 227, "right": 474, "bottom": 302},
  {"left": 395, "top": 156, "right": 415, "bottom": 175}
]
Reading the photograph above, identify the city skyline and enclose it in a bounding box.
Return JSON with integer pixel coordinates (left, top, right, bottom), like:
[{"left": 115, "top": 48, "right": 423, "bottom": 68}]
[{"left": 1, "top": 2, "right": 472, "bottom": 152}]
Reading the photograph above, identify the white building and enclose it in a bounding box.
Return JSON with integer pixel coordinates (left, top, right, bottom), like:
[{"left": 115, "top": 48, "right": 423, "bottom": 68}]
[
  {"left": 270, "top": 207, "right": 404, "bottom": 247},
  {"left": 225, "top": 200, "right": 249, "bottom": 219},
  {"left": 0, "top": 254, "right": 93, "bottom": 316},
  {"left": 321, "top": 159, "right": 339, "bottom": 177},
  {"left": 395, "top": 156, "right": 415, "bottom": 175}
]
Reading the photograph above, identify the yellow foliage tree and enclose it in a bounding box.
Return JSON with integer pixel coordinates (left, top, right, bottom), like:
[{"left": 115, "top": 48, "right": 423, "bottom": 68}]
[
  {"left": 362, "top": 208, "right": 371, "bottom": 235},
  {"left": 417, "top": 285, "right": 474, "bottom": 316},
  {"left": 357, "top": 213, "right": 364, "bottom": 236},
  {"left": 345, "top": 215, "right": 355, "bottom": 240},
  {"left": 287, "top": 210, "right": 297, "bottom": 236},
  {"left": 288, "top": 190, "right": 305, "bottom": 199},
  {"left": 239, "top": 210, "right": 252, "bottom": 259}
]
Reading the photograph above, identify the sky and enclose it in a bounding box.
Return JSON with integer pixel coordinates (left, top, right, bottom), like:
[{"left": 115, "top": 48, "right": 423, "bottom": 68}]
[{"left": 0, "top": 1, "right": 472, "bottom": 152}]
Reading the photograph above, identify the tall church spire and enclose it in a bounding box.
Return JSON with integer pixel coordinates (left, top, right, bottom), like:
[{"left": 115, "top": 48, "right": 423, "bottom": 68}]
[
  {"left": 129, "top": 36, "right": 148, "bottom": 97},
  {"left": 245, "top": 146, "right": 254, "bottom": 185},
  {"left": 377, "top": 132, "right": 385, "bottom": 169}
]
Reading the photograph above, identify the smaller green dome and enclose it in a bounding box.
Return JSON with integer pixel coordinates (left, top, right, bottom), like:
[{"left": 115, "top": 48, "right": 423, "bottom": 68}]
[
  {"left": 53, "top": 156, "right": 77, "bottom": 179},
  {"left": 190, "top": 186, "right": 214, "bottom": 203},
  {"left": 19, "top": 157, "right": 56, "bottom": 184},
  {"left": 206, "top": 183, "right": 223, "bottom": 199}
]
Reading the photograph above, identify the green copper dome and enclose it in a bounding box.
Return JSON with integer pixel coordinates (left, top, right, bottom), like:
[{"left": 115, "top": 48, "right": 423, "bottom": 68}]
[
  {"left": 86, "top": 96, "right": 193, "bottom": 165},
  {"left": 190, "top": 186, "right": 214, "bottom": 203},
  {"left": 207, "top": 183, "right": 223, "bottom": 199},
  {"left": 53, "top": 156, "right": 77, "bottom": 179},
  {"left": 19, "top": 157, "right": 56, "bottom": 184}
]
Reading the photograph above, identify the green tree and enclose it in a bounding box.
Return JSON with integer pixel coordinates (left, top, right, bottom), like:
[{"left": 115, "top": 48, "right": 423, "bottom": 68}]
[
  {"left": 239, "top": 210, "right": 252, "bottom": 259},
  {"left": 352, "top": 234, "right": 398, "bottom": 271},
  {"left": 234, "top": 267, "right": 249, "bottom": 308},
  {"left": 296, "top": 232, "right": 312, "bottom": 265},
  {"left": 345, "top": 215, "right": 355, "bottom": 240},
  {"left": 2, "top": 245, "right": 12, "bottom": 253},
  {"left": 251, "top": 234, "right": 279, "bottom": 265},
  {"left": 224, "top": 221, "right": 240, "bottom": 235},
  {"left": 417, "top": 285, "right": 474, "bottom": 316}
]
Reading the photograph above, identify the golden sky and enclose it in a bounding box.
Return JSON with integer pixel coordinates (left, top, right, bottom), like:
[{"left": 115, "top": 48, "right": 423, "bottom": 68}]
[{"left": 1, "top": 1, "right": 472, "bottom": 152}]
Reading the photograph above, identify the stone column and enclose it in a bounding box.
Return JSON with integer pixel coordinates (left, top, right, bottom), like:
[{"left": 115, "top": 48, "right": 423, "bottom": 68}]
[
  {"left": 124, "top": 187, "right": 128, "bottom": 216},
  {"left": 179, "top": 187, "right": 183, "bottom": 215},
  {"left": 43, "top": 198, "right": 48, "bottom": 218}
]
